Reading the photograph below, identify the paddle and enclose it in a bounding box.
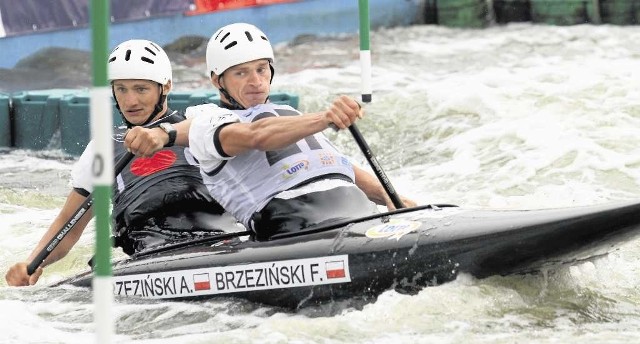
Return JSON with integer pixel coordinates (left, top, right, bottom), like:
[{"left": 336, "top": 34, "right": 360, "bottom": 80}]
[
  {"left": 26, "top": 152, "right": 135, "bottom": 275},
  {"left": 349, "top": 124, "right": 404, "bottom": 209},
  {"left": 353, "top": 0, "right": 404, "bottom": 209}
]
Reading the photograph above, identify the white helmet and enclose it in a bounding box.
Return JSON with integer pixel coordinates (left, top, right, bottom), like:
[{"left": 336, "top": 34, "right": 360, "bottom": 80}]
[
  {"left": 206, "top": 23, "right": 274, "bottom": 76},
  {"left": 108, "top": 39, "right": 172, "bottom": 85}
]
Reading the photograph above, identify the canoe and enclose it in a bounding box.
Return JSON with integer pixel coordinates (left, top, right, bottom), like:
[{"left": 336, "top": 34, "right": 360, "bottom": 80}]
[{"left": 55, "top": 200, "right": 640, "bottom": 309}]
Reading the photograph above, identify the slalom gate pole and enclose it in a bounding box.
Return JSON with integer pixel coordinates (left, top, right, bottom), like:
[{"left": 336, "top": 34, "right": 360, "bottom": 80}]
[
  {"left": 354, "top": 0, "right": 405, "bottom": 209},
  {"left": 90, "top": 0, "right": 114, "bottom": 342},
  {"left": 358, "top": 0, "right": 372, "bottom": 103}
]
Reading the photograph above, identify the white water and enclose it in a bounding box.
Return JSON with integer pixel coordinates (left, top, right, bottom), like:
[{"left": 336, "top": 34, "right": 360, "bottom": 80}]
[{"left": 1, "top": 23, "right": 640, "bottom": 343}]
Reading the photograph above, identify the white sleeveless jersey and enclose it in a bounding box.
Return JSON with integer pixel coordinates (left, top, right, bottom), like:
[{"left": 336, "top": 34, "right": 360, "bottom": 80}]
[{"left": 186, "top": 103, "right": 356, "bottom": 227}]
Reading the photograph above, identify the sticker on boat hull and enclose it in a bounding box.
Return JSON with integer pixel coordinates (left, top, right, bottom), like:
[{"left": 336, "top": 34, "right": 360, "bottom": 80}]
[
  {"left": 112, "top": 255, "right": 350, "bottom": 299},
  {"left": 365, "top": 219, "right": 422, "bottom": 240}
]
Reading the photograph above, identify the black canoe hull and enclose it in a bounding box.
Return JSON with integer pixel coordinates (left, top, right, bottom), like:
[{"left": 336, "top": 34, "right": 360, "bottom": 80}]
[{"left": 57, "top": 200, "right": 640, "bottom": 308}]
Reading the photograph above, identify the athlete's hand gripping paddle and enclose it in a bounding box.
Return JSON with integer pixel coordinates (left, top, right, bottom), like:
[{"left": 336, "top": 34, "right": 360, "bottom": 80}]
[{"left": 26, "top": 152, "right": 135, "bottom": 275}]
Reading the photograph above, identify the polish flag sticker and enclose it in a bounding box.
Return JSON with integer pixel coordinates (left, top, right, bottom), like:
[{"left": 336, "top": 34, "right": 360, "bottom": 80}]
[
  {"left": 193, "top": 273, "right": 211, "bottom": 291},
  {"left": 325, "top": 260, "right": 346, "bottom": 279}
]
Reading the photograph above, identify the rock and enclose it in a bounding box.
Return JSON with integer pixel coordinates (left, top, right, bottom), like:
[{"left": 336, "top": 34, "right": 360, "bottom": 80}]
[
  {"left": 163, "top": 35, "right": 208, "bottom": 54},
  {"left": 15, "top": 47, "right": 91, "bottom": 73}
]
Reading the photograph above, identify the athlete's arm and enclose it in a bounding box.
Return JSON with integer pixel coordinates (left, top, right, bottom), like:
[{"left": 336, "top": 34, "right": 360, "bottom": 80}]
[
  {"left": 5, "top": 189, "right": 93, "bottom": 286},
  {"left": 218, "top": 95, "right": 362, "bottom": 156},
  {"left": 124, "top": 96, "right": 363, "bottom": 158},
  {"left": 353, "top": 166, "right": 417, "bottom": 210}
]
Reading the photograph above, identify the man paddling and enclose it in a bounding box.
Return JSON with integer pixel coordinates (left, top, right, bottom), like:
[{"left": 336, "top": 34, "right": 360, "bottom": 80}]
[
  {"left": 124, "top": 23, "right": 416, "bottom": 240},
  {"left": 5, "top": 39, "right": 230, "bottom": 287}
]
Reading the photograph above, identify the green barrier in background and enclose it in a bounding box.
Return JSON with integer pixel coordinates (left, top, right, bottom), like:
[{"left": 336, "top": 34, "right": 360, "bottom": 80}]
[
  {"left": 494, "top": 0, "right": 531, "bottom": 24},
  {"left": 266, "top": 92, "right": 299, "bottom": 109},
  {"left": 167, "top": 91, "right": 219, "bottom": 114},
  {"left": 10, "top": 89, "right": 300, "bottom": 156},
  {"left": 58, "top": 91, "right": 123, "bottom": 156},
  {"left": 436, "top": 0, "right": 488, "bottom": 28},
  {"left": 0, "top": 93, "right": 9, "bottom": 148},
  {"left": 531, "top": 0, "right": 597, "bottom": 25},
  {"left": 600, "top": 0, "right": 639, "bottom": 25},
  {"left": 11, "top": 89, "right": 78, "bottom": 151}
]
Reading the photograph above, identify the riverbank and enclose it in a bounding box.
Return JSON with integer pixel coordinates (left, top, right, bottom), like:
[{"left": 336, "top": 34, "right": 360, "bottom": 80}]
[
  {"left": 0, "top": 32, "right": 357, "bottom": 92},
  {"left": 0, "top": 0, "right": 421, "bottom": 69}
]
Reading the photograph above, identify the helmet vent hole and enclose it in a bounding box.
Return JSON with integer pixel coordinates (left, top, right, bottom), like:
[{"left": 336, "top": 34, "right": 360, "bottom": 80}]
[
  {"left": 141, "top": 57, "right": 154, "bottom": 64},
  {"left": 261, "top": 36, "right": 268, "bottom": 41},
  {"left": 245, "top": 31, "right": 253, "bottom": 42},
  {"left": 144, "top": 47, "right": 157, "bottom": 56},
  {"left": 224, "top": 41, "right": 237, "bottom": 50},
  {"left": 108, "top": 56, "right": 116, "bottom": 62},
  {"left": 125, "top": 50, "right": 131, "bottom": 61},
  {"left": 220, "top": 32, "right": 231, "bottom": 43}
]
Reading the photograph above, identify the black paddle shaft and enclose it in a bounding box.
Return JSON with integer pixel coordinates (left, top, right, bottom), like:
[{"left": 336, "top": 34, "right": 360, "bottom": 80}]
[
  {"left": 26, "top": 152, "right": 134, "bottom": 275},
  {"left": 348, "top": 124, "right": 404, "bottom": 209}
]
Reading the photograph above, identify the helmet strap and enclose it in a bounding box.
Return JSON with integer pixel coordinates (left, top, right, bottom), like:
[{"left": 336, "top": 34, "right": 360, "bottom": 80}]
[
  {"left": 219, "top": 87, "right": 244, "bottom": 110},
  {"left": 269, "top": 63, "right": 275, "bottom": 84},
  {"left": 265, "top": 63, "right": 275, "bottom": 103}
]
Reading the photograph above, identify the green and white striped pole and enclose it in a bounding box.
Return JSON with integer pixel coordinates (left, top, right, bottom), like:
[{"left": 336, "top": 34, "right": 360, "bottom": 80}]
[
  {"left": 358, "top": 0, "right": 372, "bottom": 103},
  {"left": 354, "top": 0, "right": 405, "bottom": 209},
  {"left": 90, "top": 0, "right": 114, "bottom": 342}
]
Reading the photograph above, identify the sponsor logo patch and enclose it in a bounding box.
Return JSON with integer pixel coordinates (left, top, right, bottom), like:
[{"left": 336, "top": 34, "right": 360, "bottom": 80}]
[
  {"left": 282, "top": 160, "right": 309, "bottom": 179},
  {"left": 365, "top": 220, "right": 422, "bottom": 240},
  {"left": 112, "top": 255, "right": 351, "bottom": 299},
  {"left": 318, "top": 152, "right": 336, "bottom": 166}
]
